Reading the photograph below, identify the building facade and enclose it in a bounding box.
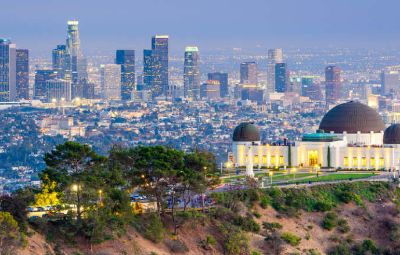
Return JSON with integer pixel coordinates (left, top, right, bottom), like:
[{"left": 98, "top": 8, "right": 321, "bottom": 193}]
[
  {"left": 34, "top": 70, "right": 57, "bottom": 101},
  {"left": 325, "top": 65, "right": 341, "bottom": 105},
  {"left": 0, "top": 39, "right": 16, "bottom": 102},
  {"left": 16, "top": 49, "right": 29, "bottom": 100},
  {"left": 116, "top": 50, "right": 135, "bottom": 100},
  {"left": 240, "top": 62, "right": 258, "bottom": 85},
  {"left": 275, "top": 63, "right": 288, "bottom": 93},
  {"left": 231, "top": 101, "right": 399, "bottom": 177},
  {"left": 183, "top": 46, "right": 200, "bottom": 100},
  {"left": 46, "top": 79, "right": 71, "bottom": 102},
  {"left": 101, "top": 64, "right": 121, "bottom": 100},
  {"left": 208, "top": 72, "right": 228, "bottom": 98},
  {"left": 267, "top": 49, "right": 283, "bottom": 94}
]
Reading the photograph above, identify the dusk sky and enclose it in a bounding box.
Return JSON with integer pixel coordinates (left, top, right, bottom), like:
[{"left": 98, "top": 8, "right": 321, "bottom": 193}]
[{"left": 2, "top": 0, "right": 400, "bottom": 55}]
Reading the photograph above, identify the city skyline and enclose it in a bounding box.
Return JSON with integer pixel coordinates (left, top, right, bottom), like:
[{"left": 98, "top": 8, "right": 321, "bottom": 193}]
[{"left": 2, "top": 0, "right": 400, "bottom": 56}]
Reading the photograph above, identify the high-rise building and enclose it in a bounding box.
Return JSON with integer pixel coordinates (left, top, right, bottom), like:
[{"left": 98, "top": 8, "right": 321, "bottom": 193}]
[
  {"left": 241, "top": 85, "right": 264, "bottom": 104},
  {"left": 101, "top": 64, "right": 121, "bottom": 100},
  {"left": 208, "top": 72, "right": 228, "bottom": 98},
  {"left": 52, "top": 45, "right": 70, "bottom": 80},
  {"left": 201, "top": 80, "right": 220, "bottom": 100},
  {"left": 66, "top": 20, "right": 87, "bottom": 97},
  {"left": 16, "top": 49, "right": 29, "bottom": 100},
  {"left": 82, "top": 82, "right": 95, "bottom": 99},
  {"left": 267, "top": 49, "right": 283, "bottom": 93},
  {"left": 381, "top": 69, "right": 399, "bottom": 96},
  {"left": 325, "top": 65, "right": 341, "bottom": 104},
  {"left": 240, "top": 62, "right": 258, "bottom": 85},
  {"left": 0, "top": 39, "right": 16, "bottom": 102},
  {"left": 116, "top": 50, "right": 135, "bottom": 100},
  {"left": 46, "top": 79, "right": 71, "bottom": 102},
  {"left": 143, "top": 35, "right": 169, "bottom": 98},
  {"left": 301, "top": 77, "right": 322, "bottom": 100},
  {"left": 183, "top": 46, "right": 200, "bottom": 100},
  {"left": 275, "top": 63, "right": 289, "bottom": 93},
  {"left": 34, "top": 70, "right": 57, "bottom": 101}
]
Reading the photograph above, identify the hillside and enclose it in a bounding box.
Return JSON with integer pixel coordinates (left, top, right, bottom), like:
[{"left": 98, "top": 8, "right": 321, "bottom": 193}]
[{"left": 15, "top": 182, "right": 400, "bottom": 255}]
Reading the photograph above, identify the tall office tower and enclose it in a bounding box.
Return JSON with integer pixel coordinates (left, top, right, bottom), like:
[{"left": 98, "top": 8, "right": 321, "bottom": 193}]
[
  {"left": 241, "top": 86, "right": 264, "bottom": 104},
  {"left": 325, "top": 65, "right": 341, "bottom": 104},
  {"left": 0, "top": 39, "right": 16, "bottom": 102},
  {"left": 66, "top": 20, "right": 87, "bottom": 97},
  {"left": 301, "top": 77, "right": 322, "bottom": 100},
  {"left": 46, "top": 79, "right": 71, "bottom": 102},
  {"left": 34, "top": 70, "right": 57, "bottom": 101},
  {"left": 208, "top": 72, "right": 229, "bottom": 98},
  {"left": 267, "top": 48, "right": 283, "bottom": 93},
  {"left": 183, "top": 46, "right": 200, "bottom": 100},
  {"left": 16, "top": 49, "right": 29, "bottom": 100},
  {"left": 200, "top": 80, "right": 220, "bottom": 100},
  {"left": 101, "top": 64, "right": 121, "bottom": 100},
  {"left": 381, "top": 69, "right": 399, "bottom": 96},
  {"left": 240, "top": 62, "right": 258, "bottom": 85},
  {"left": 116, "top": 50, "right": 135, "bottom": 100},
  {"left": 143, "top": 35, "right": 169, "bottom": 98},
  {"left": 52, "top": 45, "right": 70, "bottom": 79},
  {"left": 275, "top": 63, "right": 289, "bottom": 92}
]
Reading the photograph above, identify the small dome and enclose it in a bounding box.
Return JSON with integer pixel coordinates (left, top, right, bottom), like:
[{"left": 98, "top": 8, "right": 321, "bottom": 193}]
[
  {"left": 232, "top": 122, "right": 260, "bottom": 142},
  {"left": 384, "top": 124, "right": 400, "bottom": 144},
  {"left": 319, "top": 101, "right": 385, "bottom": 134}
]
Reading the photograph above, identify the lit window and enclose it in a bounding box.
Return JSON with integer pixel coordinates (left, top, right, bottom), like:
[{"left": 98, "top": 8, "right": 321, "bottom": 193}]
[
  {"left": 279, "top": 156, "right": 284, "bottom": 165},
  {"left": 271, "top": 156, "right": 276, "bottom": 165},
  {"left": 361, "top": 157, "right": 367, "bottom": 167},
  {"left": 344, "top": 157, "right": 349, "bottom": 167},
  {"left": 353, "top": 157, "right": 358, "bottom": 167},
  {"left": 370, "top": 157, "right": 375, "bottom": 167},
  {"left": 380, "top": 157, "right": 384, "bottom": 167},
  {"left": 254, "top": 155, "right": 259, "bottom": 164},
  {"left": 262, "top": 156, "right": 267, "bottom": 164}
]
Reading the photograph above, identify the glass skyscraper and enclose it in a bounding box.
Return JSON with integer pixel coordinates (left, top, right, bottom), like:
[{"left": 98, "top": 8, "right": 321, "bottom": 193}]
[
  {"left": 275, "top": 63, "right": 289, "bottom": 93},
  {"left": 34, "top": 70, "right": 57, "bottom": 100},
  {"left": 183, "top": 46, "right": 200, "bottom": 100},
  {"left": 143, "top": 35, "right": 169, "bottom": 99},
  {"left": 240, "top": 62, "right": 258, "bottom": 85},
  {"left": 16, "top": 49, "right": 29, "bottom": 100},
  {"left": 116, "top": 50, "right": 135, "bottom": 100},
  {"left": 52, "top": 45, "right": 71, "bottom": 80},
  {"left": 325, "top": 65, "right": 341, "bottom": 105},
  {"left": 208, "top": 72, "right": 229, "bottom": 98},
  {"left": 0, "top": 39, "right": 16, "bottom": 102}
]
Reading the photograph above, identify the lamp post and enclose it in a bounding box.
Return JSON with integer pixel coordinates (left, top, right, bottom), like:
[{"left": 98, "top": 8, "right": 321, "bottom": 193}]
[{"left": 98, "top": 189, "right": 103, "bottom": 205}]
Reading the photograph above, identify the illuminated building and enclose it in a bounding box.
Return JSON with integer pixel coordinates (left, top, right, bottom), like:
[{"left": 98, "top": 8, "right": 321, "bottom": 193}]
[
  {"left": 208, "top": 72, "right": 228, "bottom": 98},
  {"left": 325, "top": 65, "right": 341, "bottom": 105},
  {"left": 231, "top": 101, "right": 400, "bottom": 176},
  {"left": 116, "top": 50, "right": 135, "bottom": 100},
  {"left": 183, "top": 46, "right": 200, "bottom": 100},
  {"left": 16, "top": 49, "right": 29, "bottom": 100},
  {"left": 0, "top": 39, "right": 16, "bottom": 102}
]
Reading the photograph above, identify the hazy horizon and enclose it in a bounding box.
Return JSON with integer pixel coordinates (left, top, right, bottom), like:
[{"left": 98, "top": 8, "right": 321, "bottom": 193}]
[{"left": 2, "top": 0, "right": 400, "bottom": 56}]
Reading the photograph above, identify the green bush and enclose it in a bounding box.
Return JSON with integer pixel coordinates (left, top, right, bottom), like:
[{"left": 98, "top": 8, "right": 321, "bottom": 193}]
[
  {"left": 165, "top": 239, "right": 189, "bottom": 253},
  {"left": 206, "top": 235, "right": 216, "bottom": 246},
  {"left": 262, "top": 221, "right": 283, "bottom": 232},
  {"left": 133, "top": 213, "right": 165, "bottom": 243},
  {"left": 281, "top": 232, "right": 301, "bottom": 246},
  {"left": 218, "top": 223, "right": 250, "bottom": 255},
  {"left": 328, "top": 243, "right": 352, "bottom": 255},
  {"left": 322, "top": 212, "right": 338, "bottom": 230},
  {"left": 232, "top": 216, "right": 260, "bottom": 233},
  {"left": 337, "top": 219, "right": 350, "bottom": 233}
]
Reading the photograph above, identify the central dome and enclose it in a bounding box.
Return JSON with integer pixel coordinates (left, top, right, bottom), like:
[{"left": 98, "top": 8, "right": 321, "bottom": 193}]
[
  {"left": 319, "top": 101, "right": 385, "bottom": 134},
  {"left": 384, "top": 124, "right": 400, "bottom": 144}
]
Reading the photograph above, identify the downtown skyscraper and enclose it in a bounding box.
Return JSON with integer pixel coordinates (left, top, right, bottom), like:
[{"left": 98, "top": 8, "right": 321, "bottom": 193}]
[
  {"left": 208, "top": 72, "right": 228, "bottom": 98},
  {"left": 116, "top": 50, "right": 135, "bottom": 100},
  {"left": 0, "top": 39, "right": 16, "bottom": 102},
  {"left": 143, "top": 35, "right": 169, "bottom": 99},
  {"left": 240, "top": 62, "right": 258, "bottom": 85},
  {"left": 325, "top": 65, "right": 341, "bottom": 105},
  {"left": 15, "top": 49, "right": 29, "bottom": 100},
  {"left": 267, "top": 48, "right": 283, "bottom": 93},
  {"left": 275, "top": 63, "right": 289, "bottom": 93},
  {"left": 183, "top": 46, "right": 200, "bottom": 100}
]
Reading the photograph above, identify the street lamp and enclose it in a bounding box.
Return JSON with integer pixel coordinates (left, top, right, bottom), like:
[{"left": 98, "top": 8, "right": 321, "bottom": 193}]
[{"left": 98, "top": 189, "right": 103, "bottom": 205}]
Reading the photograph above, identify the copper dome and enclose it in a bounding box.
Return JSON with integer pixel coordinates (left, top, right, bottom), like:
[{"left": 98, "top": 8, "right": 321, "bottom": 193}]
[{"left": 232, "top": 122, "right": 260, "bottom": 142}]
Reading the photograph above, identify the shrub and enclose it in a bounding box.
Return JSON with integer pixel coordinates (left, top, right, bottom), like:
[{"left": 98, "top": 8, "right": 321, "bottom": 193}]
[
  {"left": 259, "top": 194, "right": 270, "bottom": 209},
  {"left": 264, "top": 232, "right": 285, "bottom": 255},
  {"left": 133, "top": 213, "right": 165, "bottom": 243},
  {"left": 281, "top": 232, "right": 301, "bottom": 246},
  {"left": 337, "top": 219, "right": 350, "bottom": 233},
  {"left": 328, "top": 242, "right": 352, "bottom": 255},
  {"left": 206, "top": 235, "right": 216, "bottom": 246},
  {"left": 218, "top": 223, "right": 250, "bottom": 255},
  {"left": 322, "top": 212, "right": 338, "bottom": 230},
  {"left": 165, "top": 239, "right": 189, "bottom": 253},
  {"left": 232, "top": 216, "right": 260, "bottom": 233},
  {"left": 262, "top": 222, "right": 283, "bottom": 233}
]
